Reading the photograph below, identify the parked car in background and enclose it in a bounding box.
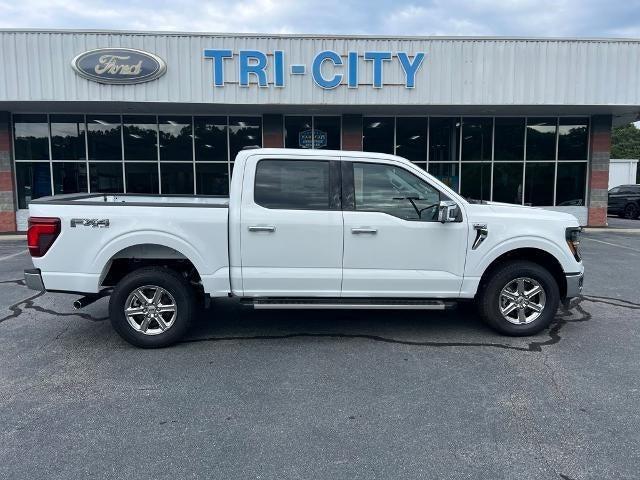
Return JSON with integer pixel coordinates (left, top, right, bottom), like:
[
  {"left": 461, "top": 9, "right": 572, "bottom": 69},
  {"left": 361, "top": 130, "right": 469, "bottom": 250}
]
[{"left": 608, "top": 184, "right": 640, "bottom": 219}]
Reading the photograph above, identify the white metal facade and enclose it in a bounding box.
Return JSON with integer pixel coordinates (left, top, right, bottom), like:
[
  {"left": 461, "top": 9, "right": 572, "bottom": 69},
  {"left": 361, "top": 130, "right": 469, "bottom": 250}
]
[{"left": 1, "top": 30, "right": 640, "bottom": 107}]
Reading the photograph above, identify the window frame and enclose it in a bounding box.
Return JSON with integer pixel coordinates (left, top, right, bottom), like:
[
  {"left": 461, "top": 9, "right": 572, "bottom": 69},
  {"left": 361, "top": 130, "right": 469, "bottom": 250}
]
[
  {"left": 342, "top": 159, "right": 449, "bottom": 223},
  {"left": 253, "top": 158, "right": 342, "bottom": 211}
]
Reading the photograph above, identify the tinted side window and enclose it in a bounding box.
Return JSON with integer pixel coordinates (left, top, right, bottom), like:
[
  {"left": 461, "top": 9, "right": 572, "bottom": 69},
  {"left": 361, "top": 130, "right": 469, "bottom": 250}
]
[
  {"left": 353, "top": 162, "right": 441, "bottom": 221},
  {"left": 255, "top": 160, "right": 331, "bottom": 210}
]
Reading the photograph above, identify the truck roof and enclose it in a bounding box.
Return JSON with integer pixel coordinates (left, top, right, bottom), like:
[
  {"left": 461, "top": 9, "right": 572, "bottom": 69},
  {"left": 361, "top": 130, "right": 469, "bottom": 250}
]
[{"left": 235, "top": 148, "right": 409, "bottom": 164}]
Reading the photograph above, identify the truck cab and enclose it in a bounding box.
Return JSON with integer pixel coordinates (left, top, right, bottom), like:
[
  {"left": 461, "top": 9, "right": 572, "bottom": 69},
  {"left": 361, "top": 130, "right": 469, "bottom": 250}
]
[{"left": 25, "top": 148, "right": 584, "bottom": 347}]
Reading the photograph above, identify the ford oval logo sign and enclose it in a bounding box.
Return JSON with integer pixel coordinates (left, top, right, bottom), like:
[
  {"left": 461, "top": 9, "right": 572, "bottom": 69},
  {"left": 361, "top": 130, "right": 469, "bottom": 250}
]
[{"left": 71, "top": 48, "right": 166, "bottom": 84}]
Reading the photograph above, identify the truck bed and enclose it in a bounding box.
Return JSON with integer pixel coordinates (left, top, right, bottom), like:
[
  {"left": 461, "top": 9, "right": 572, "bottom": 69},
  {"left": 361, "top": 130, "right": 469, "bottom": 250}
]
[
  {"left": 31, "top": 193, "right": 229, "bottom": 207},
  {"left": 28, "top": 193, "right": 231, "bottom": 296}
]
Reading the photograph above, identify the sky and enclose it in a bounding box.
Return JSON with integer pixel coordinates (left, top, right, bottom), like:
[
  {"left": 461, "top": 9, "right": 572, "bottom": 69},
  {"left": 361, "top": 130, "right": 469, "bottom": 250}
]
[{"left": 0, "top": 0, "right": 640, "bottom": 37}]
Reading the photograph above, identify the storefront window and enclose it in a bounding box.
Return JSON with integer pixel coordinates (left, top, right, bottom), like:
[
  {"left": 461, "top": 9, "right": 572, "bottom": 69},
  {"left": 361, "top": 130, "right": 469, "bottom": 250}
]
[
  {"left": 525, "top": 163, "right": 554, "bottom": 206},
  {"left": 494, "top": 118, "right": 525, "bottom": 161},
  {"left": 15, "top": 162, "right": 51, "bottom": 209},
  {"left": 556, "top": 163, "right": 587, "bottom": 206},
  {"left": 13, "top": 114, "right": 49, "bottom": 160},
  {"left": 313, "top": 116, "right": 341, "bottom": 150},
  {"left": 89, "top": 163, "right": 123, "bottom": 193},
  {"left": 10, "top": 113, "right": 591, "bottom": 208},
  {"left": 284, "top": 116, "right": 312, "bottom": 148},
  {"left": 492, "top": 163, "right": 523, "bottom": 204},
  {"left": 558, "top": 118, "right": 589, "bottom": 160},
  {"left": 284, "top": 116, "right": 341, "bottom": 149},
  {"left": 125, "top": 163, "right": 159, "bottom": 194},
  {"left": 124, "top": 116, "right": 158, "bottom": 161},
  {"left": 159, "top": 116, "right": 192, "bottom": 161},
  {"left": 429, "top": 117, "right": 460, "bottom": 162},
  {"left": 52, "top": 162, "right": 87, "bottom": 195},
  {"left": 50, "top": 115, "right": 86, "bottom": 160},
  {"left": 161, "top": 163, "right": 194, "bottom": 194},
  {"left": 194, "top": 116, "right": 227, "bottom": 162},
  {"left": 87, "top": 115, "right": 122, "bottom": 160},
  {"left": 526, "top": 118, "right": 557, "bottom": 161},
  {"left": 460, "top": 163, "right": 491, "bottom": 201},
  {"left": 461, "top": 118, "right": 492, "bottom": 161},
  {"left": 229, "top": 117, "right": 261, "bottom": 161},
  {"left": 196, "top": 163, "right": 229, "bottom": 195},
  {"left": 428, "top": 162, "right": 459, "bottom": 191},
  {"left": 395, "top": 117, "right": 427, "bottom": 162},
  {"left": 363, "top": 117, "right": 394, "bottom": 154}
]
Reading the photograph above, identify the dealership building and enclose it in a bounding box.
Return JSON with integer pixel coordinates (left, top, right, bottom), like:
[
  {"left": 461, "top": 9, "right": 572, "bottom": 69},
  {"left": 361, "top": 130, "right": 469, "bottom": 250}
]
[{"left": 1, "top": 29, "right": 639, "bottom": 231}]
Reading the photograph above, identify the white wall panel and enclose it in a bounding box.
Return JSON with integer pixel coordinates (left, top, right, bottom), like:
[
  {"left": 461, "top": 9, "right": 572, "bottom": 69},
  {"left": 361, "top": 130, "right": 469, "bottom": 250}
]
[{"left": 1, "top": 31, "right": 640, "bottom": 107}]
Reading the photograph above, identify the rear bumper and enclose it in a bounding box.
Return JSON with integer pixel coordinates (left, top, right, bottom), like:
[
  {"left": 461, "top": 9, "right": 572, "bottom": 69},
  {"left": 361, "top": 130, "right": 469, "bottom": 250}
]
[
  {"left": 24, "top": 268, "right": 45, "bottom": 291},
  {"left": 565, "top": 272, "right": 584, "bottom": 298}
]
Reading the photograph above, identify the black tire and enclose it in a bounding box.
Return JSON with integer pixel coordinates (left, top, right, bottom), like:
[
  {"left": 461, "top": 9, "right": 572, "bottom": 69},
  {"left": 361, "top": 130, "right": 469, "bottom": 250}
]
[
  {"left": 477, "top": 261, "right": 560, "bottom": 336},
  {"left": 623, "top": 203, "right": 639, "bottom": 219},
  {"left": 109, "top": 266, "right": 195, "bottom": 348}
]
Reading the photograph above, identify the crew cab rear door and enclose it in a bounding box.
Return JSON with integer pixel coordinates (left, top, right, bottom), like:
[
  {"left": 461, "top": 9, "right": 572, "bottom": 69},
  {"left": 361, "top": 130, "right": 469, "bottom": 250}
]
[
  {"left": 340, "top": 159, "right": 468, "bottom": 297},
  {"left": 239, "top": 155, "right": 343, "bottom": 296}
]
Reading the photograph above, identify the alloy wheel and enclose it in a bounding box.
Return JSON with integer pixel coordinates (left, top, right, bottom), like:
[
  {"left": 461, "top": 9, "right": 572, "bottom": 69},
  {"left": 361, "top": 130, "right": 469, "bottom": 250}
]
[
  {"left": 499, "top": 277, "right": 547, "bottom": 325},
  {"left": 124, "top": 285, "right": 178, "bottom": 335}
]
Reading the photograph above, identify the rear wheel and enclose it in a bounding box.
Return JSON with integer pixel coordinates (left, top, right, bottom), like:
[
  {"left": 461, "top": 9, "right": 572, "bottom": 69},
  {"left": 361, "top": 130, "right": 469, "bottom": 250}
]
[
  {"left": 477, "top": 261, "right": 560, "bottom": 336},
  {"left": 623, "top": 203, "right": 639, "bottom": 219},
  {"left": 109, "top": 267, "right": 195, "bottom": 348}
]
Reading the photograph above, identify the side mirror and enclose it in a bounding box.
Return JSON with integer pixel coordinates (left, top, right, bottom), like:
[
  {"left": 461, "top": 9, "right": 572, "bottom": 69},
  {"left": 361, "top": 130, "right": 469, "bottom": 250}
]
[{"left": 438, "top": 200, "right": 459, "bottom": 223}]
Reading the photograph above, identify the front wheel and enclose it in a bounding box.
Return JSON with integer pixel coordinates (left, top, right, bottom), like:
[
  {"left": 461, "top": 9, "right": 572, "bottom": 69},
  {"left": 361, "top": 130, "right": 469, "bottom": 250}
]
[
  {"left": 477, "top": 261, "right": 560, "bottom": 336},
  {"left": 623, "top": 203, "right": 639, "bottom": 219},
  {"left": 109, "top": 267, "right": 195, "bottom": 348}
]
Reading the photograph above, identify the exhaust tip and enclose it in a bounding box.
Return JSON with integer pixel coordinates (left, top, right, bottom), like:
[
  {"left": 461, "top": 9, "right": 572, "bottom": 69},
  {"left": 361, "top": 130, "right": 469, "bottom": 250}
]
[{"left": 73, "top": 299, "right": 83, "bottom": 309}]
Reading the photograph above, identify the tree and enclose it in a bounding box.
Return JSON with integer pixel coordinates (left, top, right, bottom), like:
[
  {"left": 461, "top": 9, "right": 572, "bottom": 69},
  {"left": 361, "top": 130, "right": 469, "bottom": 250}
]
[{"left": 611, "top": 123, "right": 640, "bottom": 159}]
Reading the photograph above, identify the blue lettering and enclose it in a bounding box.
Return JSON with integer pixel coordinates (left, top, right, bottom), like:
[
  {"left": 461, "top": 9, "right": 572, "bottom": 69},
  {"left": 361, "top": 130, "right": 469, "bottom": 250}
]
[
  {"left": 239, "top": 50, "right": 268, "bottom": 87},
  {"left": 274, "top": 50, "right": 285, "bottom": 87},
  {"left": 397, "top": 52, "right": 425, "bottom": 88},
  {"left": 312, "top": 50, "right": 343, "bottom": 89},
  {"left": 364, "top": 51, "right": 391, "bottom": 88},
  {"left": 347, "top": 51, "right": 358, "bottom": 88},
  {"left": 203, "top": 49, "right": 233, "bottom": 87}
]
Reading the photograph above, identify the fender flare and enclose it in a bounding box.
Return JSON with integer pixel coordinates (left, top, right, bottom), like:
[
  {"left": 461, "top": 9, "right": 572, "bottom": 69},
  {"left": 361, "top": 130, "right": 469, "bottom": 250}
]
[
  {"left": 471, "top": 235, "right": 574, "bottom": 277},
  {"left": 91, "top": 230, "right": 211, "bottom": 280}
]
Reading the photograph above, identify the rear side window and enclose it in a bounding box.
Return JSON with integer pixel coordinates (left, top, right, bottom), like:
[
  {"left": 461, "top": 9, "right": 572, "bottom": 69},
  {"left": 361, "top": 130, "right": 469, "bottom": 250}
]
[{"left": 254, "top": 159, "right": 331, "bottom": 209}]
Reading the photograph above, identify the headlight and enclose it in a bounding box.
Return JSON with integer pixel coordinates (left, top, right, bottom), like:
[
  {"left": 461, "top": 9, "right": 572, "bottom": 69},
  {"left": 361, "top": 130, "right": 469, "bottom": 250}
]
[{"left": 565, "top": 227, "right": 582, "bottom": 261}]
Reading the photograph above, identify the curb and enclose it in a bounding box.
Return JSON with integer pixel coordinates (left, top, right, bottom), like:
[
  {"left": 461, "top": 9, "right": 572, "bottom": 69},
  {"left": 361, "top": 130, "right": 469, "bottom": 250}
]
[
  {"left": 0, "top": 235, "right": 26, "bottom": 241},
  {"left": 584, "top": 228, "right": 640, "bottom": 233}
]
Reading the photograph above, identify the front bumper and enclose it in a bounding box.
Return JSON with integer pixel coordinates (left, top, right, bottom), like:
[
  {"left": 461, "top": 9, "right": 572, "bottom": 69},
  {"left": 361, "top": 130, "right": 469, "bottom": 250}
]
[
  {"left": 565, "top": 272, "right": 584, "bottom": 298},
  {"left": 24, "top": 268, "right": 45, "bottom": 291}
]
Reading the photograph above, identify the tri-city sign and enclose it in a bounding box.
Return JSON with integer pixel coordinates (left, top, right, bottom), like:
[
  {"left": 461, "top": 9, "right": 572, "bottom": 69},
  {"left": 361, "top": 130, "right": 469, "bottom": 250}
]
[{"left": 203, "top": 49, "right": 425, "bottom": 89}]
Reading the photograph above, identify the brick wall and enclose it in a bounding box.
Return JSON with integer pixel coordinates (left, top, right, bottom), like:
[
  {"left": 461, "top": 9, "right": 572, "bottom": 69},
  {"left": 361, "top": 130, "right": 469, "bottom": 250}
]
[
  {"left": 341, "top": 114, "right": 363, "bottom": 151},
  {"left": 0, "top": 112, "right": 16, "bottom": 232},
  {"left": 262, "top": 114, "right": 284, "bottom": 148},
  {"left": 587, "top": 115, "right": 612, "bottom": 227}
]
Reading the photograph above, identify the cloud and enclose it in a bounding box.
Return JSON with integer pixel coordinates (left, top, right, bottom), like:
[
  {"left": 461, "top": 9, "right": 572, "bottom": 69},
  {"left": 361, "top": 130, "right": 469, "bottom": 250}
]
[{"left": 0, "top": 0, "right": 638, "bottom": 37}]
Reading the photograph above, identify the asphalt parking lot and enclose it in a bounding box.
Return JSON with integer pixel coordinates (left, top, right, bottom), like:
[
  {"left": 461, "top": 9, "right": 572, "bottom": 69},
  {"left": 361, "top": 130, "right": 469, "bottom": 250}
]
[{"left": 0, "top": 224, "right": 639, "bottom": 479}]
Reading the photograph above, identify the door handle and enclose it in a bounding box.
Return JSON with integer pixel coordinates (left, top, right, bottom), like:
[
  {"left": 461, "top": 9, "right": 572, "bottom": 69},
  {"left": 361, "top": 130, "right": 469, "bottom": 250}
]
[
  {"left": 248, "top": 225, "right": 276, "bottom": 232},
  {"left": 351, "top": 227, "right": 377, "bottom": 234}
]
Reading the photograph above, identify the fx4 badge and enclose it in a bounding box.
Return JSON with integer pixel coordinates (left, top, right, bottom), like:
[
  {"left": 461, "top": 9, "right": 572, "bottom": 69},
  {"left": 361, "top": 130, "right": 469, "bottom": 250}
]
[{"left": 70, "top": 218, "right": 110, "bottom": 228}]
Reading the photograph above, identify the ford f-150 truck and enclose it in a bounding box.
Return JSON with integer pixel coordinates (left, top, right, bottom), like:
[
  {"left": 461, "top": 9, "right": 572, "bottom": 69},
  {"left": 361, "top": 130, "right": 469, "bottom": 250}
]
[{"left": 24, "top": 148, "right": 584, "bottom": 347}]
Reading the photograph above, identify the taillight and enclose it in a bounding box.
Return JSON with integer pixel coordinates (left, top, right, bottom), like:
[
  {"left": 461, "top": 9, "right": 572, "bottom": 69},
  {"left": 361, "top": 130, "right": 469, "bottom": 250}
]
[{"left": 27, "top": 217, "right": 61, "bottom": 257}]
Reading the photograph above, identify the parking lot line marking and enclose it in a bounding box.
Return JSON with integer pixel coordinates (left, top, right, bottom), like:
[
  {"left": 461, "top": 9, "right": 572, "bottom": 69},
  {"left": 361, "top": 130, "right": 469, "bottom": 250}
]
[
  {"left": 582, "top": 237, "right": 640, "bottom": 253},
  {"left": 0, "top": 250, "right": 27, "bottom": 261}
]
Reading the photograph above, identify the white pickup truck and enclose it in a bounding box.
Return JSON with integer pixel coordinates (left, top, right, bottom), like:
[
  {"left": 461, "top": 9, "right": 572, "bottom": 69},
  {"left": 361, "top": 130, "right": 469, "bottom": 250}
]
[{"left": 24, "top": 148, "right": 584, "bottom": 347}]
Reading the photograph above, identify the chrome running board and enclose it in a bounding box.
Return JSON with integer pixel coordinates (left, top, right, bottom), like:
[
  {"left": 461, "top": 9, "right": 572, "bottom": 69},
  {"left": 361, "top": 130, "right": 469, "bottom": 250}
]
[{"left": 249, "top": 298, "right": 455, "bottom": 310}]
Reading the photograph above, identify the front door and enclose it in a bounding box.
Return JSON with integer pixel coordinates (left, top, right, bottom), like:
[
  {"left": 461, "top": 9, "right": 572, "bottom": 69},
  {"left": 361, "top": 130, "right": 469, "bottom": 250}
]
[
  {"left": 240, "top": 156, "right": 343, "bottom": 296},
  {"left": 341, "top": 160, "right": 468, "bottom": 297}
]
